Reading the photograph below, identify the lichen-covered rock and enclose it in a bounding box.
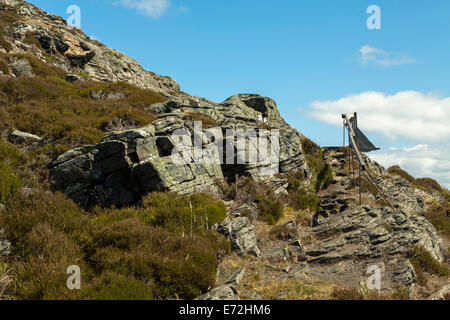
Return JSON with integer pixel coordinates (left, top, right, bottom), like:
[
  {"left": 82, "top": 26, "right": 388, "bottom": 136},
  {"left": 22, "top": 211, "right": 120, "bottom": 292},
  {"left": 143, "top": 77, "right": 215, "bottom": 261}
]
[
  {"left": 216, "top": 217, "right": 260, "bottom": 257},
  {"left": 8, "top": 56, "right": 32, "bottom": 77},
  {"left": 49, "top": 119, "right": 224, "bottom": 208},
  {"left": 196, "top": 285, "right": 238, "bottom": 300},
  {"left": 8, "top": 129, "right": 41, "bottom": 144}
]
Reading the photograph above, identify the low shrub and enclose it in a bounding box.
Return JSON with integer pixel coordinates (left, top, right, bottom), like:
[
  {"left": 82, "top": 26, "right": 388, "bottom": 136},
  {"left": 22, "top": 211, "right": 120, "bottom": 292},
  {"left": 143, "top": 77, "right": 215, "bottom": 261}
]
[
  {"left": 0, "top": 190, "right": 229, "bottom": 300},
  {"left": 256, "top": 191, "right": 284, "bottom": 225},
  {"left": 22, "top": 31, "right": 42, "bottom": 49},
  {"left": 409, "top": 244, "right": 449, "bottom": 285},
  {"left": 301, "top": 137, "right": 322, "bottom": 156},
  {"left": 0, "top": 66, "right": 165, "bottom": 145},
  {"left": 331, "top": 286, "right": 409, "bottom": 300},
  {"left": 141, "top": 192, "right": 227, "bottom": 232},
  {"left": 184, "top": 113, "right": 217, "bottom": 129},
  {"left": 0, "top": 35, "right": 11, "bottom": 52},
  {"left": 387, "top": 165, "right": 415, "bottom": 183},
  {"left": 0, "top": 162, "right": 21, "bottom": 203},
  {"left": 11, "top": 54, "right": 66, "bottom": 79},
  {"left": 0, "top": 55, "right": 9, "bottom": 74},
  {"left": 387, "top": 166, "right": 444, "bottom": 195},
  {"left": 315, "top": 164, "right": 333, "bottom": 192},
  {"left": 415, "top": 178, "right": 443, "bottom": 194},
  {"left": 295, "top": 188, "right": 320, "bottom": 212},
  {"left": 218, "top": 177, "right": 284, "bottom": 225},
  {"left": 423, "top": 197, "right": 450, "bottom": 241}
]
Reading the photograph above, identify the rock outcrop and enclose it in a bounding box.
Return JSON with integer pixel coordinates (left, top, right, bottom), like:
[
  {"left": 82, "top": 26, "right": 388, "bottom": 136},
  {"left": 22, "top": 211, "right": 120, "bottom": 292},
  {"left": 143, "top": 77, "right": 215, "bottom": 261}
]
[
  {"left": 216, "top": 217, "right": 260, "bottom": 257},
  {"left": 49, "top": 118, "right": 224, "bottom": 208},
  {"left": 0, "top": 0, "right": 179, "bottom": 93},
  {"left": 49, "top": 94, "right": 308, "bottom": 208}
]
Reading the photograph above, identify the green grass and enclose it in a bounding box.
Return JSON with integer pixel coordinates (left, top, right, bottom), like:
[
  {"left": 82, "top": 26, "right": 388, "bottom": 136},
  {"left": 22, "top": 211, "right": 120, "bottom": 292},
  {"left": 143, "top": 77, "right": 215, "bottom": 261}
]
[
  {"left": 0, "top": 162, "right": 21, "bottom": 203},
  {"left": 409, "top": 244, "right": 449, "bottom": 285},
  {"left": 300, "top": 137, "right": 334, "bottom": 193},
  {"left": 423, "top": 197, "right": 450, "bottom": 241},
  {"left": 295, "top": 188, "right": 320, "bottom": 212},
  {"left": 387, "top": 165, "right": 415, "bottom": 183}
]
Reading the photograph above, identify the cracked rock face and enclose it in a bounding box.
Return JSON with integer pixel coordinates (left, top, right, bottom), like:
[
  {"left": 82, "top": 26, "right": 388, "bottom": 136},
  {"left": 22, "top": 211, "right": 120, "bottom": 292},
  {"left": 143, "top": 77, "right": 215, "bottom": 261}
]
[
  {"left": 305, "top": 204, "right": 445, "bottom": 289},
  {"left": 49, "top": 118, "right": 224, "bottom": 208},
  {"left": 49, "top": 94, "right": 307, "bottom": 208},
  {"left": 1, "top": 0, "right": 179, "bottom": 93},
  {"left": 216, "top": 217, "right": 260, "bottom": 257}
]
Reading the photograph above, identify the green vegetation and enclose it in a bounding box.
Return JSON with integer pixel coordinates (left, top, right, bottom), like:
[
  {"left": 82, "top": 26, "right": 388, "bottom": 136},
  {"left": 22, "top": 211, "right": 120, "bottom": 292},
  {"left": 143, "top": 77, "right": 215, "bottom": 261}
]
[
  {"left": 409, "top": 244, "right": 449, "bottom": 285},
  {"left": 0, "top": 55, "right": 10, "bottom": 74},
  {"left": 315, "top": 164, "right": 333, "bottom": 192},
  {"left": 423, "top": 196, "right": 450, "bottom": 241},
  {"left": 0, "top": 53, "right": 164, "bottom": 147},
  {"left": 22, "top": 31, "right": 42, "bottom": 49},
  {"left": 0, "top": 162, "right": 21, "bottom": 203},
  {"left": 331, "top": 286, "right": 409, "bottom": 300},
  {"left": 0, "top": 190, "right": 229, "bottom": 300},
  {"left": 415, "top": 178, "right": 443, "bottom": 194},
  {"left": 256, "top": 191, "right": 283, "bottom": 225},
  {"left": 295, "top": 188, "right": 320, "bottom": 212},
  {"left": 184, "top": 113, "right": 217, "bottom": 129},
  {"left": 218, "top": 177, "right": 284, "bottom": 225},
  {"left": 387, "top": 165, "right": 415, "bottom": 183},
  {"left": 0, "top": 35, "right": 11, "bottom": 53},
  {"left": 388, "top": 165, "right": 444, "bottom": 194},
  {"left": 300, "top": 137, "right": 334, "bottom": 192}
]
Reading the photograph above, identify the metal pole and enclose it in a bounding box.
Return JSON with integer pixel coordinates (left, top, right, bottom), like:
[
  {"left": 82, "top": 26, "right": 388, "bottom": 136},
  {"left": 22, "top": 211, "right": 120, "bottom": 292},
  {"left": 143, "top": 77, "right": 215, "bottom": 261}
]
[{"left": 359, "top": 166, "right": 361, "bottom": 205}]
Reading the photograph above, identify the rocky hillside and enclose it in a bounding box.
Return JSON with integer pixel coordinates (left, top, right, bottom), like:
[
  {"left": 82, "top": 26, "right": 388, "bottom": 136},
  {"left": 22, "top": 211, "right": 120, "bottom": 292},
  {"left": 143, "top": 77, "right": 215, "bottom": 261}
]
[{"left": 0, "top": 0, "right": 449, "bottom": 300}]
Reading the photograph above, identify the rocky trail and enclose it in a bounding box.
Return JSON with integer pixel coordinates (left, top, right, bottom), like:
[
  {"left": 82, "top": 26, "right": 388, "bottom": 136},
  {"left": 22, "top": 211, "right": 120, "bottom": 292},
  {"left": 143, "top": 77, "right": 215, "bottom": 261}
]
[{"left": 199, "top": 148, "right": 448, "bottom": 300}]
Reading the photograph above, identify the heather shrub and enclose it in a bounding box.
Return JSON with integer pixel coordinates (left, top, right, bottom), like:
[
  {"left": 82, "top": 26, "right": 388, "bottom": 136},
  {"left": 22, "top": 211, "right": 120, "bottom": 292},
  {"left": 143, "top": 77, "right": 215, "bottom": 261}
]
[
  {"left": 184, "top": 112, "right": 217, "bottom": 129},
  {"left": 409, "top": 244, "right": 449, "bottom": 285},
  {"left": 295, "top": 188, "right": 320, "bottom": 212},
  {"left": 0, "top": 162, "right": 21, "bottom": 203},
  {"left": 0, "top": 59, "right": 164, "bottom": 146},
  {"left": 255, "top": 188, "right": 284, "bottom": 225},
  {"left": 387, "top": 165, "right": 415, "bottom": 183},
  {"left": 315, "top": 163, "right": 333, "bottom": 192},
  {"left": 423, "top": 197, "right": 450, "bottom": 241},
  {"left": 142, "top": 192, "right": 227, "bottom": 232},
  {"left": 415, "top": 177, "right": 443, "bottom": 194},
  {"left": 1, "top": 190, "right": 229, "bottom": 300}
]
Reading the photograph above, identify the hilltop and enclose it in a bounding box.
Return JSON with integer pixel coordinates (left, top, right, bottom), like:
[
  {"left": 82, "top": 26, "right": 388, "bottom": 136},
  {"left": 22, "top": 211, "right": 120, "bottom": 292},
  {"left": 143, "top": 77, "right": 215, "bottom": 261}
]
[{"left": 0, "top": 0, "right": 449, "bottom": 300}]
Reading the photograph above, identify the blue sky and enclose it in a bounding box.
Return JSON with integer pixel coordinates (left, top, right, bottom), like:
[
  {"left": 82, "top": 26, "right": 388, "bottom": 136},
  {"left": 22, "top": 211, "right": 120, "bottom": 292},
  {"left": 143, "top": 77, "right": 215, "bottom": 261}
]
[{"left": 28, "top": 0, "right": 450, "bottom": 187}]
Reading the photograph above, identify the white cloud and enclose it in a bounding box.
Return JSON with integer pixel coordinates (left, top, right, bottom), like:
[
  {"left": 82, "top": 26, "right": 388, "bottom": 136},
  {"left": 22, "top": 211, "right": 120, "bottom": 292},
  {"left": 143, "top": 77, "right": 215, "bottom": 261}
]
[
  {"left": 370, "top": 145, "right": 450, "bottom": 189},
  {"left": 307, "top": 91, "right": 450, "bottom": 188},
  {"left": 308, "top": 91, "right": 450, "bottom": 142},
  {"left": 116, "top": 0, "right": 171, "bottom": 18},
  {"left": 359, "top": 45, "right": 417, "bottom": 67}
]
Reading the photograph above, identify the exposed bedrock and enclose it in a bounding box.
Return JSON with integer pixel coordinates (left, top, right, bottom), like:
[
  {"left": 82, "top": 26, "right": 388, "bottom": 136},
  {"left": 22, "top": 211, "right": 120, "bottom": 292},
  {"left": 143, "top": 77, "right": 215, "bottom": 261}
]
[{"left": 49, "top": 94, "right": 308, "bottom": 208}]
